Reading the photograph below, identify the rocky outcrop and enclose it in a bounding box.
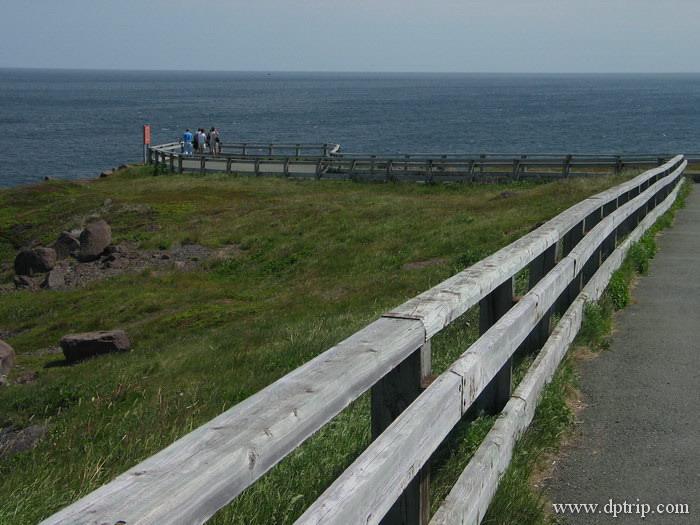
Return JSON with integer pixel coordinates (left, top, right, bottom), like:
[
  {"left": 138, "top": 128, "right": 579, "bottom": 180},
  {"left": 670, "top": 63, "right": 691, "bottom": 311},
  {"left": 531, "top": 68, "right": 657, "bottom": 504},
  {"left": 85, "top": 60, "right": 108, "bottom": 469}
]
[
  {"left": 14, "top": 247, "right": 57, "bottom": 276},
  {"left": 78, "top": 220, "right": 112, "bottom": 262},
  {"left": 50, "top": 232, "right": 80, "bottom": 260},
  {"left": 0, "top": 340, "right": 15, "bottom": 386},
  {"left": 60, "top": 330, "right": 131, "bottom": 363}
]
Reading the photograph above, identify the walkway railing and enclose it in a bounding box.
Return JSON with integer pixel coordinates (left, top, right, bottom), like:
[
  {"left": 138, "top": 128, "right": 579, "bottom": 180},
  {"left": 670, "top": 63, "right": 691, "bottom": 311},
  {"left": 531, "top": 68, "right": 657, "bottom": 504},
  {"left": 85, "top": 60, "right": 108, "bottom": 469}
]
[
  {"left": 44, "top": 155, "right": 687, "bottom": 524},
  {"left": 148, "top": 141, "right": 694, "bottom": 182}
]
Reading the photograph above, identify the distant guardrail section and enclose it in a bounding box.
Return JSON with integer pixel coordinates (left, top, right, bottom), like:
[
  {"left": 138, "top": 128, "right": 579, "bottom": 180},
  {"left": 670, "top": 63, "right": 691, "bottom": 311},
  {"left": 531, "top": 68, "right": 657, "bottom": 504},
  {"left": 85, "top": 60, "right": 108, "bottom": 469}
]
[{"left": 148, "top": 141, "right": 698, "bottom": 182}]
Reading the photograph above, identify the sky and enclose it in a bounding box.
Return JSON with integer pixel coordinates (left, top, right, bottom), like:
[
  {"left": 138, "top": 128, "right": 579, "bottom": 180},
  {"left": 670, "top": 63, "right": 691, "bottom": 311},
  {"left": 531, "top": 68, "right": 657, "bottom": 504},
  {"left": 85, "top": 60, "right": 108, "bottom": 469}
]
[{"left": 2, "top": 0, "right": 700, "bottom": 73}]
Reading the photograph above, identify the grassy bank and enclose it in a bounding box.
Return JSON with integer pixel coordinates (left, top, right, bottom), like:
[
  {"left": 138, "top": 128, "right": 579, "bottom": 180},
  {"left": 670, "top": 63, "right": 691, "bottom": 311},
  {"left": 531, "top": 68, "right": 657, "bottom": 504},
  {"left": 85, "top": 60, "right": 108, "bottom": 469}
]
[{"left": 0, "top": 167, "right": 636, "bottom": 523}]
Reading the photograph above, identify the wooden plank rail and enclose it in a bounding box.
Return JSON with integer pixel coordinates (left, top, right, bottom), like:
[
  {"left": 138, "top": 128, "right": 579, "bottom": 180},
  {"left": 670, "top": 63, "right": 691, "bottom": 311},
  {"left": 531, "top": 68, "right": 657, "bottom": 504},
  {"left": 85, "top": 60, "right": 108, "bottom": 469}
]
[{"left": 44, "top": 156, "right": 687, "bottom": 525}]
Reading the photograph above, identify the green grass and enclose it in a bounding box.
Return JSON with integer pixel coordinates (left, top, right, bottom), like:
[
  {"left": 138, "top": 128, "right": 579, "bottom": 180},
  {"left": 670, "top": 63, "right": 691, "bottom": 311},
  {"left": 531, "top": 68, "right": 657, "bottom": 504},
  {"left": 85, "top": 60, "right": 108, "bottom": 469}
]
[
  {"left": 0, "top": 166, "right": 639, "bottom": 524},
  {"left": 480, "top": 180, "right": 692, "bottom": 525}
]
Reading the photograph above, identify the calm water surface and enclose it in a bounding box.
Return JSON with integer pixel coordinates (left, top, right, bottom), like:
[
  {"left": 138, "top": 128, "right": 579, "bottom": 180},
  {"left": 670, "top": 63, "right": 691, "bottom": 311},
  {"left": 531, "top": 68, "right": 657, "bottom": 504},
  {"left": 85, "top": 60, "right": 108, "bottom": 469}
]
[{"left": 1, "top": 69, "right": 700, "bottom": 188}]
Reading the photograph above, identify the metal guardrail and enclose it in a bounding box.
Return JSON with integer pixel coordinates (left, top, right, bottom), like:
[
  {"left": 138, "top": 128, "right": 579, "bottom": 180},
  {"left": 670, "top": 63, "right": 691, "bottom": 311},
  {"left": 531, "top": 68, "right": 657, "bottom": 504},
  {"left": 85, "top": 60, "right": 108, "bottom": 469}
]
[{"left": 148, "top": 142, "right": 699, "bottom": 182}]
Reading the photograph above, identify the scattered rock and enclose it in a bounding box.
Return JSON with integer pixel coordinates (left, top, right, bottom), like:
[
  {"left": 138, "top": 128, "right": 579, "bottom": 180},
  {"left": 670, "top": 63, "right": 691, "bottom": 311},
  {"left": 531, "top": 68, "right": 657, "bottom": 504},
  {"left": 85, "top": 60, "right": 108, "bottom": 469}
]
[
  {"left": 78, "top": 220, "right": 112, "bottom": 262},
  {"left": 44, "top": 176, "right": 54, "bottom": 181},
  {"left": 14, "top": 247, "right": 57, "bottom": 276},
  {"left": 100, "top": 169, "right": 114, "bottom": 178},
  {"left": 14, "top": 275, "right": 41, "bottom": 290},
  {"left": 0, "top": 341, "right": 14, "bottom": 387},
  {"left": 118, "top": 164, "right": 129, "bottom": 171},
  {"left": 14, "top": 371, "right": 37, "bottom": 385},
  {"left": 491, "top": 190, "right": 518, "bottom": 200},
  {"left": 60, "top": 330, "right": 131, "bottom": 363},
  {"left": 50, "top": 231, "right": 80, "bottom": 260},
  {"left": 41, "top": 266, "right": 66, "bottom": 290},
  {"left": 0, "top": 425, "right": 46, "bottom": 458}
]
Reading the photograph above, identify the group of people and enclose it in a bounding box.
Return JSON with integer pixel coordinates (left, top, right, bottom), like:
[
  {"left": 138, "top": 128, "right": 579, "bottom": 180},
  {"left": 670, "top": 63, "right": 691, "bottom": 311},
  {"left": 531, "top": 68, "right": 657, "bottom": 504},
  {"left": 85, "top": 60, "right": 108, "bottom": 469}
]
[{"left": 180, "top": 127, "right": 220, "bottom": 156}]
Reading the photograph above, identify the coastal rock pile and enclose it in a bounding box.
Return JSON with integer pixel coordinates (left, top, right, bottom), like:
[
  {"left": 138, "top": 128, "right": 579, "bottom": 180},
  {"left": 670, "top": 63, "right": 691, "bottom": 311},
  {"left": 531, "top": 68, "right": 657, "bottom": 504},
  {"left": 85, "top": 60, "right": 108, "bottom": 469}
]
[{"left": 12, "top": 220, "right": 116, "bottom": 290}]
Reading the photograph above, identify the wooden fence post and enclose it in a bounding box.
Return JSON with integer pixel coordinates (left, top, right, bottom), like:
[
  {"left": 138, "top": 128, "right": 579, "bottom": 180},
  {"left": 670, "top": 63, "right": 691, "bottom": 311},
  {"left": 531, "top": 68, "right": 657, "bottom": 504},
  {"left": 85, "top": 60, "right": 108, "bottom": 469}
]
[
  {"left": 371, "top": 341, "right": 432, "bottom": 525},
  {"left": 521, "top": 244, "right": 557, "bottom": 355},
  {"left": 556, "top": 220, "right": 585, "bottom": 314},
  {"left": 475, "top": 278, "right": 514, "bottom": 414}
]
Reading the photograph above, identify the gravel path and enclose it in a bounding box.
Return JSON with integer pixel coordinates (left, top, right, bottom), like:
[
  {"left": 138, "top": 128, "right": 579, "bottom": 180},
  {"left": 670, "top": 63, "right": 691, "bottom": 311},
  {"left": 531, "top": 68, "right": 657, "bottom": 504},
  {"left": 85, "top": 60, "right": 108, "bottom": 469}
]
[{"left": 545, "top": 187, "right": 700, "bottom": 524}]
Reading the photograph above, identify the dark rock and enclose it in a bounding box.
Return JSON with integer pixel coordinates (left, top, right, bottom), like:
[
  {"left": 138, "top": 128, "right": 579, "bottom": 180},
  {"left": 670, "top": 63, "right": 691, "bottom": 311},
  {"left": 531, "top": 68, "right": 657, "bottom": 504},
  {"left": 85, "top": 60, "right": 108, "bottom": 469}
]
[
  {"left": 118, "top": 164, "right": 129, "bottom": 171},
  {"left": 41, "top": 266, "right": 66, "bottom": 290},
  {"left": 0, "top": 425, "right": 46, "bottom": 458},
  {"left": 491, "top": 190, "right": 518, "bottom": 200},
  {"left": 79, "top": 220, "right": 112, "bottom": 262},
  {"left": 100, "top": 170, "right": 114, "bottom": 178},
  {"left": 50, "top": 231, "right": 80, "bottom": 260},
  {"left": 14, "top": 275, "right": 41, "bottom": 290},
  {"left": 104, "top": 244, "right": 129, "bottom": 257},
  {"left": 0, "top": 341, "right": 14, "bottom": 386},
  {"left": 14, "top": 247, "right": 57, "bottom": 276},
  {"left": 102, "top": 258, "right": 130, "bottom": 270},
  {"left": 15, "top": 371, "right": 37, "bottom": 385},
  {"left": 60, "top": 330, "right": 131, "bottom": 363}
]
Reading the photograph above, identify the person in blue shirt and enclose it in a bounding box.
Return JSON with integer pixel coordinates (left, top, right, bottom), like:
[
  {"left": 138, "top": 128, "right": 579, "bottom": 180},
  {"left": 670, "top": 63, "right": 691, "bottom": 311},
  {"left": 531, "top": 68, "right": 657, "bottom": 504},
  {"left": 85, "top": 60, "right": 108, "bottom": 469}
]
[{"left": 181, "top": 128, "right": 194, "bottom": 155}]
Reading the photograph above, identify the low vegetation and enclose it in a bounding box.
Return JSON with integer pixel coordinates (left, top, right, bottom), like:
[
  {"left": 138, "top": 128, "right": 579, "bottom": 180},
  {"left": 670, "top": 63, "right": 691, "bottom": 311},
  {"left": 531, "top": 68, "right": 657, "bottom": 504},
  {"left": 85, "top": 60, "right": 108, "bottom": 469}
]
[{"left": 0, "top": 166, "right": 643, "bottom": 523}]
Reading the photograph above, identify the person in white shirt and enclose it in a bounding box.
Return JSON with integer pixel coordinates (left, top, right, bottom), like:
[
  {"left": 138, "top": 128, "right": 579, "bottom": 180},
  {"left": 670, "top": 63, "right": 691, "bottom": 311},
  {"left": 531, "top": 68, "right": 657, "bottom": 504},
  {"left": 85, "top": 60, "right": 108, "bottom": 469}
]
[{"left": 197, "top": 129, "right": 207, "bottom": 154}]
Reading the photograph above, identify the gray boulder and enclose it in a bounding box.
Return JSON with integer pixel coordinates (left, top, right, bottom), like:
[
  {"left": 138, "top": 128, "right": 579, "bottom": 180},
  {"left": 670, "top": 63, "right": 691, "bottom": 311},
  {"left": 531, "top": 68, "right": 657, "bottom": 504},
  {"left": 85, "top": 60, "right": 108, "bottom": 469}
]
[
  {"left": 79, "top": 220, "right": 112, "bottom": 262},
  {"left": 14, "top": 247, "right": 57, "bottom": 276},
  {"left": 0, "top": 340, "right": 14, "bottom": 386},
  {"left": 60, "top": 330, "right": 131, "bottom": 363},
  {"left": 50, "top": 231, "right": 80, "bottom": 260},
  {"left": 41, "top": 266, "right": 66, "bottom": 290}
]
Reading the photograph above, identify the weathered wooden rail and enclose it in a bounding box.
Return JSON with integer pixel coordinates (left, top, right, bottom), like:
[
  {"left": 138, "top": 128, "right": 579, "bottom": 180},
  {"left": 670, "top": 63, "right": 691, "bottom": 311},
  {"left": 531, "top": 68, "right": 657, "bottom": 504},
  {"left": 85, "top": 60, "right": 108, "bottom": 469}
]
[
  {"left": 43, "top": 156, "right": 687, "bottom": 524},
  {"left": 148, "top": 141, "right": 693, "bottom": 182}
]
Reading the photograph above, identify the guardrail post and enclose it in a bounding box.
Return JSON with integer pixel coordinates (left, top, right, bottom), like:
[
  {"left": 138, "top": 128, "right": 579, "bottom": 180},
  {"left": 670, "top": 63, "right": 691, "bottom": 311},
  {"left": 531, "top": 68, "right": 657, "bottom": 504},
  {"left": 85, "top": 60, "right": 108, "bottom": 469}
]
[
  {"left": 512, "top": 159, "right": 520, "bottom": 181},
  {"left": 177, "top": 154, "right": 183, "bottom": 173},
  {"left": 521, "top": 244, "right": 557, "bottom": 355},
  {"left": 200, "top": 156, "right": 206, "bottom": 175},
  {"left": 563, "top": 154, "right": 572, "bottom": 178},
  {"left": 371, "top": 340, "right": 432, "bottom": 525},
  {"left": 349, "top": 159, "right": 357, "bottom": 181},
  {"left": 556, "top": 220, "right": 585, "bottom": 314},
  {"left": 581, "top": 207, "right": 604, "bottom": 285},
  {"left": 386, "top": 160, "right": 395, "bottom": 182},
  {"left": 226, "top": 158, "right": 232, "bottom": 175},
  {"left": 169, "top": 154, "right": 174, "bottom": 172},
  {"left": 475, "top": 277, "right": 514, "bottom": 414}
]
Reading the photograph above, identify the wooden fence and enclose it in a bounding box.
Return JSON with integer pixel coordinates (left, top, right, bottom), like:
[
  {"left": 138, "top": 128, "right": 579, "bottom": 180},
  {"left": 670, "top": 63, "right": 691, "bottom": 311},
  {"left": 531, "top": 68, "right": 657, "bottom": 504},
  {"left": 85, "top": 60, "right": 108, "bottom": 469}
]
[{"left": 43, "top": 156, "right": 687, "bottom": 524}]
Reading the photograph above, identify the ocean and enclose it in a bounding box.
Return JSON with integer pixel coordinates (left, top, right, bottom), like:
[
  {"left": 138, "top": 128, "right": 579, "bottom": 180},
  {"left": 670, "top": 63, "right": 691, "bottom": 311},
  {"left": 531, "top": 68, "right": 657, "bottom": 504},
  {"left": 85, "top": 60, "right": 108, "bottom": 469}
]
[{"left": 1, "top": 69, "right": 700, "bottom": 188}]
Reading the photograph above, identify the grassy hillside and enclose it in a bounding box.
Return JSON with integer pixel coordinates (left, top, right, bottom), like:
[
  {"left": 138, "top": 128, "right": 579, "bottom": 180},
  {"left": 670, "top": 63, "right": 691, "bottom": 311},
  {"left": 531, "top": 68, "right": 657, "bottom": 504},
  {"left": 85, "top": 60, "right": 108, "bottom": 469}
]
[{"left": 0, "top": 167, "right": 634, "bottom": 523}]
